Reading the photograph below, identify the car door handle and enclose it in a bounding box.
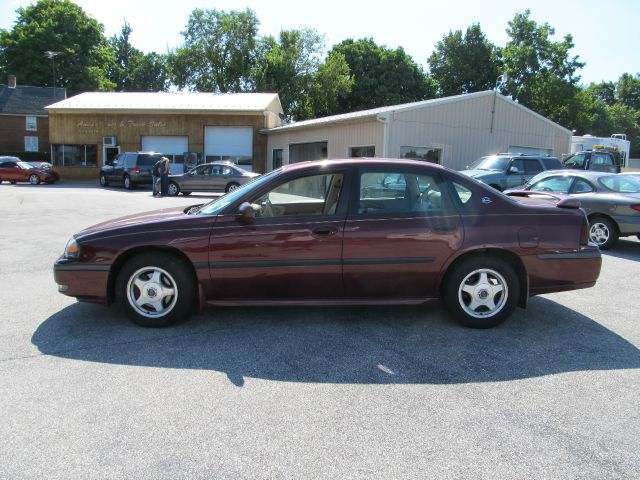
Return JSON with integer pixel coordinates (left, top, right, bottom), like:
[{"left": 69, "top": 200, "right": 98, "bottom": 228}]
[{"left": 312, "top": 226, "right": 338, "bottom": 237}]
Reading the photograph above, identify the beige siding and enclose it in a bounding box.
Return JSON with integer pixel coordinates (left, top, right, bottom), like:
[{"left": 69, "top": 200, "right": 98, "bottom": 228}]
[
  {"left": 266, "top": 119, "right": 384, "bottom": 169},
  {"left": 390, "top": 94, "right": 571, "bottom": 170}
]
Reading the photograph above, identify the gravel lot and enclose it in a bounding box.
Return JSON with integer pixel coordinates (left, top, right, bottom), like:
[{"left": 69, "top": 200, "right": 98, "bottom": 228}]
[{"left": 1, "top": 182, "right": 639, "bottom": 479}]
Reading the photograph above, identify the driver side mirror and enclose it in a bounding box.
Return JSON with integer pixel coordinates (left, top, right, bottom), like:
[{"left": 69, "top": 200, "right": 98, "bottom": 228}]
[{"left": 508, "top": 166, "right": 519, "bottom": 174}]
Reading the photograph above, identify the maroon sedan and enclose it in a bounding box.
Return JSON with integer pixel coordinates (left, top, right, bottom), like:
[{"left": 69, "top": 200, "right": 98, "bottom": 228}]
[
  {"left": 0, "top": 157, "right": 59, "bottom": 184},
  {"left": 54, "top": 159, "right": 601, "bottom": 329}
]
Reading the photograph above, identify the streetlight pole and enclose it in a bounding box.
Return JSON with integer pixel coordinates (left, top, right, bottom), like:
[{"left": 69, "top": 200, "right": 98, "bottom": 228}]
[{"left": 44, "top": 51, "right": 61, "bottom": 96}]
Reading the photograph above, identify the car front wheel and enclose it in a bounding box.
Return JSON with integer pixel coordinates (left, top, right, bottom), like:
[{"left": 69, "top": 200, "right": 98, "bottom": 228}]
[
  {"left": 225, "top": 182, "right": 240, "bottom": 193},
  {"left": 167, "top": 182, "right": 180, "bottom": 196},
  {"left": 116, "top": 253, "right": 195, "bottom": 327},
  {"left": 443, "top": 256, "right": 519, "bottom": 328},
  {"left": 589, "top": 216, "right": 618, "bottom": 250},
  {"left": 29, "top": 174, "right": 41, "bottom": 185}
]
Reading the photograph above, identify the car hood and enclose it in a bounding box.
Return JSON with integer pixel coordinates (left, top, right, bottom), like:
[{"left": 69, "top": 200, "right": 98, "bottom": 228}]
[
  {"left": 461, "top": 169, "right": 498, "bottom": 179},
  {"left": 76, "top": 206, "right": 193, "bottom": 239}
]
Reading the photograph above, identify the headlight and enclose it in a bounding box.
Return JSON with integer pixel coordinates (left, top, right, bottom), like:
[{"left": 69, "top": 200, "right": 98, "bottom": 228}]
[{"left": 64, "top": 238, "right": 80, "bottom": 259}]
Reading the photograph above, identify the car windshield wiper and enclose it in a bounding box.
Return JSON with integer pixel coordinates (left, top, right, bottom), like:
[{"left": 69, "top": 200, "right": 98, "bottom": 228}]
[{"left": 186, "top": 204, "right": 204, "bottom": 215}]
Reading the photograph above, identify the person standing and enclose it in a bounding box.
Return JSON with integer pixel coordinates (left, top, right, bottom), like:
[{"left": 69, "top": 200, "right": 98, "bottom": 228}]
[
  {"left": 151, "top": 158, "right": 163, "bottom": 196},
  {"left": 160, "top": 156, "right": 170, "bottom": 196}
]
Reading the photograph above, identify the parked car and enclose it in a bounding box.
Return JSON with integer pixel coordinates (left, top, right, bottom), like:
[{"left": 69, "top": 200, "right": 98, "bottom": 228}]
[
  {"left": 506, "top": 170, "right": 640, "bottom": 249},
  {"left": 99, "top": 152, "right": 164, "bottom": 189},
  {"left": 562, "top": 150, "right": 620, "bottom": 173},
  {"left": 461, "top": 154, "right": 563, "bottom": 191},
  {"left": 0, "top": 156, "right": 60, "bottom": 184},
  {"left": 167, "top": 162, "right": 260, "bottom": 196},
  {"left": 54, "top": 159, "right": 601, "bottom": 329}
]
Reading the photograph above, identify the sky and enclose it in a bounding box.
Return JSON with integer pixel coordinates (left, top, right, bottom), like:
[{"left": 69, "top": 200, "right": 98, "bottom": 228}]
[{"left": 1, "top": 0, "right": 639, "bottom": 86}]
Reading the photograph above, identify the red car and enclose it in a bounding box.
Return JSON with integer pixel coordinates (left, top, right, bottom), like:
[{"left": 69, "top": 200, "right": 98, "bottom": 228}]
[
  {"left": 0, "top": 157, "right": 60, "bottom": 184},
  {"left": 54, "top": 159, "right": 601, "bottom": 329}
]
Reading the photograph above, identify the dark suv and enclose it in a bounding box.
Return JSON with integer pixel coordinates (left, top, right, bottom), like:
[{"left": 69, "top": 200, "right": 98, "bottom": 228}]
[
  {"left": 99, "top": 152, "right": 163, "bottom": 189},
  {"left": 461, "top": 154, "right": 563, "bottom": 191},
  {"left": 562, "top": 150, "right": 620, "bottom": 173}
]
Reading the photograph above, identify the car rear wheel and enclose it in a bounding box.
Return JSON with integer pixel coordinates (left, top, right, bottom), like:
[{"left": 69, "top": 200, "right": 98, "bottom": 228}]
[
  {"left": 29, "top": 174, "right": 41, "bottom": 185},
  {"left": 116, "top": 253, "right": 195, "bottom": 327},
  {"left": 167, "top": 182, "right": 180, "bottom": 196},
  {"left": 443, "top": 256, "right": 519, "bottom": 328},
  {"left": 588, "top": 216, "right": 618, "bottom": 250},
  {"left": 99, "top": 173, "right": 109, "bottom": 187},
  {"left": 225, "top": 182, "right": 240, "bottom": 193},
  {"left": 123, "top": 175, "right": 132, "bottom": 190}
]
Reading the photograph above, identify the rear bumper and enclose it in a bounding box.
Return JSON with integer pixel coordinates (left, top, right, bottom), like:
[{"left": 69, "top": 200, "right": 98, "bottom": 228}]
[
  {"left": 54, "top": 258, "right": 110, "bottom": 304},
  {"left": 524, "top": 248, "right": 602, "bottom": 296}
]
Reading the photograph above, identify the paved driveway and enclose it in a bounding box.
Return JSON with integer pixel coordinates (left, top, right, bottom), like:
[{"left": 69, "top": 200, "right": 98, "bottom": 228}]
[{"left": 1, "top": 183, "right": 639, "bottom": 479}]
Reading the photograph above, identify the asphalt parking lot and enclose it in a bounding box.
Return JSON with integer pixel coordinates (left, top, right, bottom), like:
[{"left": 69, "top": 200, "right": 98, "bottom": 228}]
[{"left": 1, "top": 181, "right": 639, "bottom": 479}]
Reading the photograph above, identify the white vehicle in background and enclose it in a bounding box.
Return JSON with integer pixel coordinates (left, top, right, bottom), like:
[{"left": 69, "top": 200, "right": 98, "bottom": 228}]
[{"left": 571, "top": 134, "right": 631, "bottom": 168}]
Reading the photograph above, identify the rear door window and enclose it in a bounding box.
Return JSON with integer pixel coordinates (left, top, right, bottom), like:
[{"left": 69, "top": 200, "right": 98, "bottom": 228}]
[{"left": 138, "top": 155, "right": 160, "bottom": 167}]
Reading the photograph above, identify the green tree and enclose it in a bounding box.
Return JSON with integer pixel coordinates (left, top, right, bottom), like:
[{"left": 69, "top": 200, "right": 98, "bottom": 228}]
[
  {"left": 252, "top": 29, "right": 353, "bottom": 120},
  {"left": 0, "top": 0, "right": 114, "bottom": 94},
  {"left": 330, "top": 38, "right": 437, "bottom": 113},
  {"left": 428, "top": 23, "right": 502, "bottom": 96},
  {"left": 587, "top": 81, "right": 617, "bottom": 107},
  {"left": 501, "top": 10, "right": 585, "bottom": 128},
  {"left": 169, "top": 8, "right": 258, "bottom": 92},
  {"left": 108, "top": 21, "right": 170, "bottom": 91},
  {"left": 616, "top": 73, "right": 640, "bottom": 110}
]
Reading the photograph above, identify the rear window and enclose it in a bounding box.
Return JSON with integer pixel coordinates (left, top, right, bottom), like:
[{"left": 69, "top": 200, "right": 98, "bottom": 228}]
[
  {"left": 599, "top": 175, "right": 640, "bottom": 193},
  {"left": 137, "top": 154, "right": 162, "bottom": 167}
]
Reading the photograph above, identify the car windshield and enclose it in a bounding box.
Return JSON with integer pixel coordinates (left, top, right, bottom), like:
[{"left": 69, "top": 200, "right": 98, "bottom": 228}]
[
  {"left": 194, "top": 169, "right": 278, "bottom": 215},
  {"left": 468, "top": 156, "right": 510, "bottom": 171},
  {"left": 598, "top": 175, "right": 640, "bottom": 193},
  {"left": 27, "top": 162, "right": 50, "bottom": 169},
  {"left": 17, "top": 161, "right": 34, "bottom": 170}
]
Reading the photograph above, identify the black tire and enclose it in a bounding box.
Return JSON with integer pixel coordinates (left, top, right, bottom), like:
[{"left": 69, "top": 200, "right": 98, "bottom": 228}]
[
  {"left": 167, "top": 182, "right": 180, "bottom": 196},
  {"left": 123, "top": 175, "right": 132, "bottom": 190},
  {"left": 182, "top": 191, "right": 192, "bottom": 196},
  {"left": 115, "top": 253, "right": 195, "bottom": 328},
  {"left": 588, "top": 216, "right": 618, "bottom": 250},
  {"left": 443, "top": 256, "right": 519, "bottom": 329},
  {"left": 29, "top": 174, "right": 41, "bottom": 185},
  {"left": 99, "top": 173, "right": 109, "bottom": 187},
  {"left": 10, "top": 181, "right": 17, "bottom": 184},
  {"left": 225, "top": 182, "right": 240, "bottom": 193}
]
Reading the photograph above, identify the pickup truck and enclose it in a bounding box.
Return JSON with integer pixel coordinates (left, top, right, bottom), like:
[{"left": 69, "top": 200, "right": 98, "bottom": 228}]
[{"left": 562, "top": 150, "right": 620, "bottom": 173}]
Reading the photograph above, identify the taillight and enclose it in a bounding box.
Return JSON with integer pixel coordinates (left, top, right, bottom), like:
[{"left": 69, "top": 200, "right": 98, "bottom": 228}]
[
  {"left": 133, "top": 166, "right": 140, "bottom": 173},
  {"left": 631, "top": 205, "right": 640, "bottom": 212}
]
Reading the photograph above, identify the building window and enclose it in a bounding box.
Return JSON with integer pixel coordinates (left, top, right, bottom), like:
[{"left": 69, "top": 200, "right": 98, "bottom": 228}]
[
  {"left": 52, "top": 144, "right": 98, "bottom": 167},
  {"left": 272, "top": 149, "right": 283, "bottom": 169},
  {"left": 26, "top": 116, "right": 37, "bottom": 131},
  {"left": 25, "top": 136, "right": 39, "bottom": 152},
  {"left": 400, "top": 146, "right": 442, "bottom": 164},
  {"left": 289, "top": 142, "right": 328, "bottom": 163},
  {"left": 350, "top": 146, "right": 375, "bottom": 158}
]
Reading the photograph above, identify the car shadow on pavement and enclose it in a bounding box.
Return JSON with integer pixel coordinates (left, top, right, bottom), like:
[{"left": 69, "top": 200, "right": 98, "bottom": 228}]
[
  {"left": 602, "top": 238, "right": 640, "bottom": 262},
  {"left": 32, "top": 297, "right": 640, "bottom": 386}
]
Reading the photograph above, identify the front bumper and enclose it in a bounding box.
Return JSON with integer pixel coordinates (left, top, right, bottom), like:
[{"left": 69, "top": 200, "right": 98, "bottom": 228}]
[{"left": 54, "top": 257, "right": 110, "bottom": 304}]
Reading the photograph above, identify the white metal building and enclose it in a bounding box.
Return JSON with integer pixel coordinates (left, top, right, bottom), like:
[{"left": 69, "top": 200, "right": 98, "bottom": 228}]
[{"left": 265, "top": 90, "right": 572, "bottom": 171}]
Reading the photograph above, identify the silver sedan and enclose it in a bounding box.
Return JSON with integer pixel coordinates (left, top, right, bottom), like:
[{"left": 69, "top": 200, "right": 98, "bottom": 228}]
[
  {"left": 167, "top": 162, "right": 260, "bottom": 196},
  {"left": 507, "top": 169, "right": 640, "bottom": 249}
]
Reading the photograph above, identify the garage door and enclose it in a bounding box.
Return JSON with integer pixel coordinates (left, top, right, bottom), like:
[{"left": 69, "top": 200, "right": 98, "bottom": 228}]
[
  {"left": 141, "top": 136, "right": 189, "bottom": 174},
  {"left": 204, "top": 127, "right": 253, "bottom": 171}
]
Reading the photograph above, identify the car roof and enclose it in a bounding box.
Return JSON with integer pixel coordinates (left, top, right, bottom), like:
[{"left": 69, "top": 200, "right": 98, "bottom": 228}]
[
  {"left": 280, "top": 158, "right": 451, "bottom": 174},
  {"left": 532, "top": 169, "right": 617, "bottom": 180}
]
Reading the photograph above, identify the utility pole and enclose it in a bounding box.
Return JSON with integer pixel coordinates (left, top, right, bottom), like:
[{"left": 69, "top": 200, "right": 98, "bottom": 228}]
[{"left": 44, "top": 51, "right": 61, "bottom": 96}]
